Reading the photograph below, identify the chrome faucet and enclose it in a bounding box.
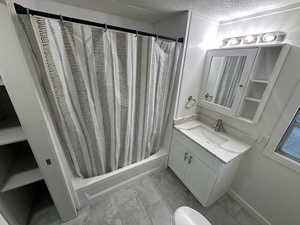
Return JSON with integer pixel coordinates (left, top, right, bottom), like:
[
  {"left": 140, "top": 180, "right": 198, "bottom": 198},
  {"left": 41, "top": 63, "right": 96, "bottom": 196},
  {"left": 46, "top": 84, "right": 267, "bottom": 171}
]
[{"left": 214, "top": 119, "right": 225, "bottom": 132}]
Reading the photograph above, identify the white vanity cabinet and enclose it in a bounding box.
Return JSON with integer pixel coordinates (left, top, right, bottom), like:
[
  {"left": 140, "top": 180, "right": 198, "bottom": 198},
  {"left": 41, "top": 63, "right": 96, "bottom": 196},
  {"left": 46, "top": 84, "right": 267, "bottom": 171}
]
[{"left": 168, "top": 129, "right": 242, "bottom": 207}]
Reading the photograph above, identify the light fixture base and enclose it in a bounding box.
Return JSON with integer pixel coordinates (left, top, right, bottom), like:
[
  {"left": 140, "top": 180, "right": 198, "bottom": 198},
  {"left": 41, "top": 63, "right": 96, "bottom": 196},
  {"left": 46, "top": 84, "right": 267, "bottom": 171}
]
[{"left": 221, "top": 31, "right": 286, "bottom": 48}]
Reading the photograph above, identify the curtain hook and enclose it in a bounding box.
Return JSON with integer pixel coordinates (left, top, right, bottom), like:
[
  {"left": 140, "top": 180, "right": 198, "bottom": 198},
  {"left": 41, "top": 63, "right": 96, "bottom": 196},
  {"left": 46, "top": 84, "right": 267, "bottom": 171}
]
[
  {"left": 59, "top": 15, "right": 64, "bottom": 23},
  {"left": 26, "top": 8, "right": 30, "bottom": 16},
  {"left": 104, "top": 24, "right": 108, "bottom": 32},
  {"left": 156, "top": 34, "right": 159, "bottom": 41},
  {"left": 135, "top": 30, "right": 138, "bottom": 37}
]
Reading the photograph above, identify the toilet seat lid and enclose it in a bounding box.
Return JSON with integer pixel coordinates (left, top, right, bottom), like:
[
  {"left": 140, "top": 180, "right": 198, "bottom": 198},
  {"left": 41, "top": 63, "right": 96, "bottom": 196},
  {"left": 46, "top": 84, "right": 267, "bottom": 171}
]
[{"left": 174, "top": 206, "right": 211, "bottom": 225}]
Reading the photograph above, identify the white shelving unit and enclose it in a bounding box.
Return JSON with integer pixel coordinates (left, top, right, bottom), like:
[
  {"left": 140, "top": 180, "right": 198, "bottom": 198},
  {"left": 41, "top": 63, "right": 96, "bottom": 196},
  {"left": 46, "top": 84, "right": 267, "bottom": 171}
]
[
  {"left": 0, "top": 125, "right": 26, "bottom": 146},
  {"left": 1, "top": 153, "right": 43, "bottom": 192},
  {"left": 0, "top": 84, "right": 46, "bottom": 225},
  {"left": 0, "top": 123, "right": 42, "bottom": 193},
  {"left": 2, "top": 169, "right": 42, "bottom": 193},
  {"left": 238, "top": 44, "right": 290, "bottom": 123},
  {"left": 0, "top": 85, "right": 43, "bottom": 193}
]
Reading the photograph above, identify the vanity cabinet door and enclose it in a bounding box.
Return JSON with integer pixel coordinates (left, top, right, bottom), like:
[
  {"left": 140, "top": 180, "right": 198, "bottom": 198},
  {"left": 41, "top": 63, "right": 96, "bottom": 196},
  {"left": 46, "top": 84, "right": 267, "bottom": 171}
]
[
  {"left": 185, "top": 153, "right": 217, "bottom": 206},
  {"left": 168, "top": 138, "right": 189, "bottom": 183}
]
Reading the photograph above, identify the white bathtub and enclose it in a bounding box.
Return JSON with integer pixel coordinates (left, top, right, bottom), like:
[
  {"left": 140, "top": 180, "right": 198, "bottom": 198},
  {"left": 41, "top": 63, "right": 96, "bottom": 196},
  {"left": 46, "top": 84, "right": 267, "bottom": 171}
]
[{"left": 72, "top": 150, "right": 168, "bottom": 207}]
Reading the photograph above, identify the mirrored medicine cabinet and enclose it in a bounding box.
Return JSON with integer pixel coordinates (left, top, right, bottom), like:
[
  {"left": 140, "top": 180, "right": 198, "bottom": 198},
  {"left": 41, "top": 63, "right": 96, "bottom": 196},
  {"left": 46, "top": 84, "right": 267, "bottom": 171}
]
[{"left": 199, "top": 44, "right": 290, "bottom": 123}]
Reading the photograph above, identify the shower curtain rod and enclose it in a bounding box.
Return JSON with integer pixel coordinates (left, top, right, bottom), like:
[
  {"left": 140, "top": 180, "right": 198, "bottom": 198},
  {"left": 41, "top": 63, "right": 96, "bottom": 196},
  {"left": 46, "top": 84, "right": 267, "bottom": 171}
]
[{"left": 14, "top": 3, "right": 184, "bottom": 43}]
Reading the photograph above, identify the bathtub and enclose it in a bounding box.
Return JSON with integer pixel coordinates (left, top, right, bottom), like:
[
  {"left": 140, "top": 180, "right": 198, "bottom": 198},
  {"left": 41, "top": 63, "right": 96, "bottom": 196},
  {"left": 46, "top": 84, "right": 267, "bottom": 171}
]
[{"left": 72, "top": 150, "right": 168, "bottom": 207}]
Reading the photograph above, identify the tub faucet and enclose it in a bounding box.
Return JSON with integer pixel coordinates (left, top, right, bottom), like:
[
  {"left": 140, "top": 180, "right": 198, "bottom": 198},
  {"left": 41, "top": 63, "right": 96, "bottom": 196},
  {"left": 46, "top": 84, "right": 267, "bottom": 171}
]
[{"left": 214, "top": 119, "right": 225, "bottom": 132}]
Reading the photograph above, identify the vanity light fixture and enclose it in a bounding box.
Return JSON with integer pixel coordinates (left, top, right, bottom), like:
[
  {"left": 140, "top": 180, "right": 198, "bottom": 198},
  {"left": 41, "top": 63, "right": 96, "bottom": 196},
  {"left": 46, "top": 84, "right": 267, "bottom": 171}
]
[
  {"left": 221, "top": 31, "right": 285, "bottom": 48},
  {"left": 262, "top": 32, "right": 276, "bottom": 42},
  {"left": 221, "top": 38, "right": 229, "bottom": 47},
  {"left": 261, "top": 31, "right": 286, "bottom": 43},
  {"left": 228, "top": 37, "right": 241, "bottom": 46},
  {"left": 243, "top": 35, "right": 257, "bottom": 44}
]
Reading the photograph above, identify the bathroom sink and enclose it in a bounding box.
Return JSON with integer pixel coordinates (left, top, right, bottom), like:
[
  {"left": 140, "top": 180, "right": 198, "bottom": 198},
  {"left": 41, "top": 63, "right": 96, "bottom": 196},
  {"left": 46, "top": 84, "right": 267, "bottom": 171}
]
[
  {"left": 175, "top": 120, "right": 251, "bottom": 163},
  {"left": 187, "top": 126, "right": 228, "bottom": 145}
]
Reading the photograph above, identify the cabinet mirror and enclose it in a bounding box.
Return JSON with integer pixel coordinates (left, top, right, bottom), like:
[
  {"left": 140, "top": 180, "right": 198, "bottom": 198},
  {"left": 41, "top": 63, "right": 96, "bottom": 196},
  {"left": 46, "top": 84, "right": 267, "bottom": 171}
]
[
  {"left": 201, "top": 48, "right": 258, "bottom": 114},
  {"left": 200, "top": 45, "right": 289, "bottom": 123},
  {"left": 205, "top": 55, "right": 247, "bottom": 108}
]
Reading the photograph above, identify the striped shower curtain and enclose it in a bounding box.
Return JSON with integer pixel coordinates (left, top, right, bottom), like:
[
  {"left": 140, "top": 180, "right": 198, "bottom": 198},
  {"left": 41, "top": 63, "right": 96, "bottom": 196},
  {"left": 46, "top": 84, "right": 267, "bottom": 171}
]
[{"left": 19, "top": 15, "right": 182, "bottom": 178}]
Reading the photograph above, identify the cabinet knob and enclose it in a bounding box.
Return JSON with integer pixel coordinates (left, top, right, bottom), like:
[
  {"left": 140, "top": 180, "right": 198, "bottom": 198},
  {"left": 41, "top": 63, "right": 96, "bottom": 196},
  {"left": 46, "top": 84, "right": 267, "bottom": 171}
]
[
  {"left": 184, "top": 152, "right": 188, "bottom": 161},
  {"left": 188, "top": 155, "right": 193, "bottom": 164}
]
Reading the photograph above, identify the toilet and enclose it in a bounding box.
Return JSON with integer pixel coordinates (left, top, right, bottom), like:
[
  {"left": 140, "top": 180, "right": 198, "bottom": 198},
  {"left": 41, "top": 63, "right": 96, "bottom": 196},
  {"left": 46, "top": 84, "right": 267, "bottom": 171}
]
[{"left": 173, "top": 206, "right": 211, "bottom": 225}]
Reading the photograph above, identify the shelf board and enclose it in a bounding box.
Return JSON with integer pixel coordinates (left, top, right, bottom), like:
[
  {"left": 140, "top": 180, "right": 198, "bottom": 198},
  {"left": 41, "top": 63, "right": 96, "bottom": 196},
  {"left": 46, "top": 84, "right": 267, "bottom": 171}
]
[
  {"left": 250, "top": 79, "right": 269, "bottom": 84},
  {"left": 244, "top": 97, "right": 261, "bottom": 103},
  {"left": 28, "top": 182, "right": 58, "bottom": 225},
  {"left": 1, "top": 154, "right": 43, "bottom": 192},
  {"left": 0, "top": 126, "right": 26, "bottom": 146}
]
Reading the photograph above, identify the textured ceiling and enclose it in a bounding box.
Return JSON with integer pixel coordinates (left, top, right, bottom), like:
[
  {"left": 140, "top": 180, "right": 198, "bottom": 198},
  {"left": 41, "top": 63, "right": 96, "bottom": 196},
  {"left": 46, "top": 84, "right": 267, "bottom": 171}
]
[{"left": 46, "top": 0, "right": 300, "bottom": 23}]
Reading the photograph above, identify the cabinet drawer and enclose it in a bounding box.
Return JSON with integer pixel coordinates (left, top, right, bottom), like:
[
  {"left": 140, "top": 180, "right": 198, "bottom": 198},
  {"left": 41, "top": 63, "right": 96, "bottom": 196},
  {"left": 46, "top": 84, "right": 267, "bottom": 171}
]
[{"left": 173, "top": 129, "right": 224, "bottom": 171}]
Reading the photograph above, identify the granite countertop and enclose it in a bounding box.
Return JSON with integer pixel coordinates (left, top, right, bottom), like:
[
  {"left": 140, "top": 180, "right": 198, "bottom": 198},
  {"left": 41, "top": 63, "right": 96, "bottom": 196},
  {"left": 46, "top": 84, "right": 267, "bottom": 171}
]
[{"left": 175, "top": 119, "right": 251, "bottom": 163}]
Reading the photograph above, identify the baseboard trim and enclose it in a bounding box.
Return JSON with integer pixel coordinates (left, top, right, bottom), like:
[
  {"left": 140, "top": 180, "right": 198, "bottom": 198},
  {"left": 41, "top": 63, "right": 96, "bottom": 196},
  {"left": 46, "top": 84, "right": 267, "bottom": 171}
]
[{"left": 228, "top": 190, "right": 272, "bottom": 225}]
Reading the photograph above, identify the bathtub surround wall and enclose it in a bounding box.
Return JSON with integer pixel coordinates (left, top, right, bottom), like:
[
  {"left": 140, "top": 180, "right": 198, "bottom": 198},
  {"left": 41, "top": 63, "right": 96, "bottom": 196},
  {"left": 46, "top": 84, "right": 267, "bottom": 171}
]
[{"left": 198, "top": 7, "right": 300, "bottom": 225}]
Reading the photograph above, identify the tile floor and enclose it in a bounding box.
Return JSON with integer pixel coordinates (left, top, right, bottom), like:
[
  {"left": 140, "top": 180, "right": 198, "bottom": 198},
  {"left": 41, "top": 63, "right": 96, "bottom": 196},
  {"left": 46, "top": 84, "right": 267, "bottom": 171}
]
[{"left": 30, "top": 168, "right": 262, "bottom": 225}]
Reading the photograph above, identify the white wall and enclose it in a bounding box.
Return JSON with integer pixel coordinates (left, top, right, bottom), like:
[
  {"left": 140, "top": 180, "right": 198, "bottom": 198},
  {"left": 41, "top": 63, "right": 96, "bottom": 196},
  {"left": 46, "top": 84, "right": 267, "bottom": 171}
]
[
  {"left": 200, "top": 7, "right": 300, "bottom": 225},
  {"left": 154, "top": 12, "right": 191, "bottom": 154},
  {"left": 175, "top": 12, "right": 219, "bottom": 119},
  {"left": 14, "top": 0, "right": 154, "bottom": 33},
  {"left": 154, "top": 12, "right": 189, "bottom": 38}
]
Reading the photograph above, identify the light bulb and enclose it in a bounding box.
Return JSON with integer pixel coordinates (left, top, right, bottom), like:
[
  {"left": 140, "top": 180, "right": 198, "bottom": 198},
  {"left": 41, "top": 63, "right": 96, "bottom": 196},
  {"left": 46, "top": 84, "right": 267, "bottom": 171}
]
[
  {"left": 262, "top": 33, "right": 276, "bottom": 42},
  {"left": 244, "top": 35, "right": 256, "bottom": 44},
  {"left": 228, "top": 38, "right": 239, "bottom": 46}
]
